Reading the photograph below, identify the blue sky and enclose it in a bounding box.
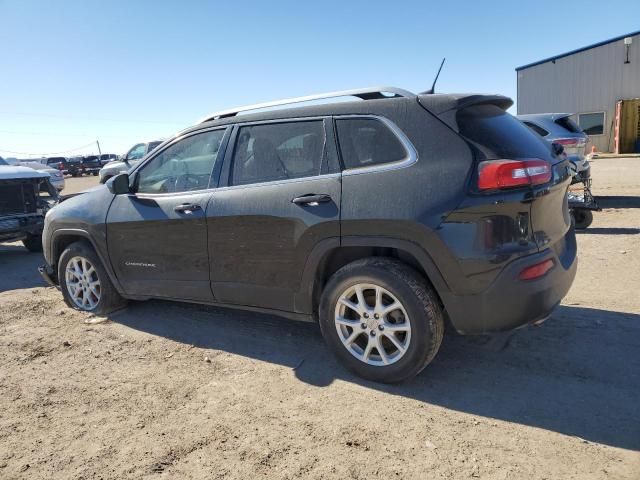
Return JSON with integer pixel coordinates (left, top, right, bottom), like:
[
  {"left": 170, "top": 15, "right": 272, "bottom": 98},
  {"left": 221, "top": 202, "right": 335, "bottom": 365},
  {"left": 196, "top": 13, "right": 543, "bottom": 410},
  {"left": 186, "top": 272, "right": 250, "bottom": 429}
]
[{"left": 1, "top": 0, "right": 639, "bottom": 158}]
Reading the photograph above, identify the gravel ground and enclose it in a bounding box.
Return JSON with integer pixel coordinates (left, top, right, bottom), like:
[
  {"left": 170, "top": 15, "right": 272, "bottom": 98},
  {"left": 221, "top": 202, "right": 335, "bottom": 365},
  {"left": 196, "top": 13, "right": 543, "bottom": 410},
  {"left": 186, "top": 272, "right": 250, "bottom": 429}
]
[{"left": 1, "top": 160, "right": 639, "bottom": 479}]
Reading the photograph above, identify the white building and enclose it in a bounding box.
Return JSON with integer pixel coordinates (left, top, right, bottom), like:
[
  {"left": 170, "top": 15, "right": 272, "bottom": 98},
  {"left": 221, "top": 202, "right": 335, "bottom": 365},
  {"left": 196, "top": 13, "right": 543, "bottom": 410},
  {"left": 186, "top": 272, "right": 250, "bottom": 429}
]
[{"left": 517, "top": 30, "right": 640, "bottom": 153}]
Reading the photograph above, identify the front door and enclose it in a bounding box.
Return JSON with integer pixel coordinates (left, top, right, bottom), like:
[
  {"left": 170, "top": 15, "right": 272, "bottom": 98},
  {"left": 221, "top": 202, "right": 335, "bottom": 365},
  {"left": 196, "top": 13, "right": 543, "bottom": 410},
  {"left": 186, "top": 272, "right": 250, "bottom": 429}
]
[
  {"left": 208, "top": 119, "right": 341, "bottom": 313},
  {"left": 106, "top": 127, "right": 229, "bottom": 300}
]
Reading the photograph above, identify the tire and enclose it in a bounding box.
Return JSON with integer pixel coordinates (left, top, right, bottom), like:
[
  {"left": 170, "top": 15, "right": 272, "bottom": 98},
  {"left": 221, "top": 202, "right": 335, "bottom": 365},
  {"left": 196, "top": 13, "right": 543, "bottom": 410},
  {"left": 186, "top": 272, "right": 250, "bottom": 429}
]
[
  {"left": 22, "top": 234, "right": 43, "bottom": 252},
  {"left": 572, "top": 208, "right": 593, "bottom": 230},
  {"left": 58, "top": 241, "right": 126, "bottom": 314},
  {"left": 92, "top": 172, "right": 98, "bottom": 176},
  {"left": 319, "top": 258, "right": 444, "bottom": 383}
]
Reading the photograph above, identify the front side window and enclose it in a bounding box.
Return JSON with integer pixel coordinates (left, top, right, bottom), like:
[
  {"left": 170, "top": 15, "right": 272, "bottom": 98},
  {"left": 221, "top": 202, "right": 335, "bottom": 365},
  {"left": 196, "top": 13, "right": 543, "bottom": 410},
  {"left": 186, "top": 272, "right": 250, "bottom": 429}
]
[
  {"left": 127, "top": 143, "right": 147, "bottom": 161},
  {"left": 335, "top": 117, "right": 407, "bottom": 170},
  {"left": 136, "top": 129, "right": 226, "bottom": 194},
  {"left": 230, "top": 121, "right": 325, "bottom": 186},
  {"left": 578, "top": 112, "right": 605, "bottom": 136}
]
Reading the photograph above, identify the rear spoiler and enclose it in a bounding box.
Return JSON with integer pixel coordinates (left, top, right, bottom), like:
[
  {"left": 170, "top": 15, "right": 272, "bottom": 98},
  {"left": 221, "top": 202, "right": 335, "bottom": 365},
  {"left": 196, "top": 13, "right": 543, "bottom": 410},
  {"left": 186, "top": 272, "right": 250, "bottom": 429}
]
[{"left": 418, "top": 93, "right": 513, "bottom": 132}]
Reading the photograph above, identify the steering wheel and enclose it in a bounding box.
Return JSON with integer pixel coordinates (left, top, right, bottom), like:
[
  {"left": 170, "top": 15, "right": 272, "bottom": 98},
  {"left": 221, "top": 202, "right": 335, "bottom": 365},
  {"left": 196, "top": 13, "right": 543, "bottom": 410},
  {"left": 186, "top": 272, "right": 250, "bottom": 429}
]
[{"left": 173, "top": 173, "right": 201, "bottom": 192}]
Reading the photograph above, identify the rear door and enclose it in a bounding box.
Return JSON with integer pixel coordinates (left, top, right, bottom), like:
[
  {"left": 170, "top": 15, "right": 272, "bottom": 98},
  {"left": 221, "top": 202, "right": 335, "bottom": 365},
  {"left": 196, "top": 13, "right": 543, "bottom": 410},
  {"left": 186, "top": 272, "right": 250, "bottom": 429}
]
[
  {"left": 106, "top": 127, "right": 229, "bottom": 300},
  {"left": 208, "top": 118, "right": 341, "bottom": 313}
]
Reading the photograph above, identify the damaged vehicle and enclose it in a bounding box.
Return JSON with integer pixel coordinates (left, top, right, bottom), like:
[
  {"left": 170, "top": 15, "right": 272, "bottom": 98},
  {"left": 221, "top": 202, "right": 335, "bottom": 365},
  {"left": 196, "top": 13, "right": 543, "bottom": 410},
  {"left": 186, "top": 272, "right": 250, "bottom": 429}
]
[
  {"left": 39, "top": 86, "right": 576, "bottom": 383},
  {"left": 0, "top": 156, "right": 59, "bottom": 252}
]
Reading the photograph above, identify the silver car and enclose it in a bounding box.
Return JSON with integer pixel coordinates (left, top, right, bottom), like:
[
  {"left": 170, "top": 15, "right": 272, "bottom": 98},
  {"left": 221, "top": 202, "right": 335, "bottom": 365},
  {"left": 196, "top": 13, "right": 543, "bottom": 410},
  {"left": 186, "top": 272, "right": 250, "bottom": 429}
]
[
  {"left": 99, "top": 140, "right": 163, "bottom": 184},
  {"left": 2, "top": 157, "right": 65, "bottom": 192},
  {"left": 517, "top": 113, "right": 590, "bottom": 181}
]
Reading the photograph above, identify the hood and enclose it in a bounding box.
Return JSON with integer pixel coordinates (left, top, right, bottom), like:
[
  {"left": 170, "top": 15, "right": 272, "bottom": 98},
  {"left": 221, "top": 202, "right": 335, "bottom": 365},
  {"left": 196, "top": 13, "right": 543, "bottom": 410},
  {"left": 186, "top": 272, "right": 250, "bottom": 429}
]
[
  {"left": 0, "top": 165, "right": 50, "bottom": 180},
  {"left": 104, "top": 160, "right": 125, "bottom": 168}
]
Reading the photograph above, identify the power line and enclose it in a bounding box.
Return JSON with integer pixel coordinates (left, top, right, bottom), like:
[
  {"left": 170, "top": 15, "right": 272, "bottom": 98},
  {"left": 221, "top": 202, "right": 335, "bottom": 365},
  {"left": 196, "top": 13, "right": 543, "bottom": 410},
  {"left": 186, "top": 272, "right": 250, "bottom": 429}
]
[
  {"left": 0, "top": 141, "right": 98, "bottom": 156},
  {"left": 0, "top": 110, "right": 188, "bottom": 126}
]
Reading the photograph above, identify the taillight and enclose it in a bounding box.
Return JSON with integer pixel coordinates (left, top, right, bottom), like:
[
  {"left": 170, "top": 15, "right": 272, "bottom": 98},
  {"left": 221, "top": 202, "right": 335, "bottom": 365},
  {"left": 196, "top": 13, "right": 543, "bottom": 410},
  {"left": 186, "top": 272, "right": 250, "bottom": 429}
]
[
  {"left": 58, "top": 162, "right": 63, "bottom": 170},
  {"left": 477, "top": 159, "right": 552, "bottom": 191},
  {"left": 519, "top": 259, "right": 555, "bottom": 280},
  {"left": 554, "top": 138, "right": 586, "bottom": 147}
]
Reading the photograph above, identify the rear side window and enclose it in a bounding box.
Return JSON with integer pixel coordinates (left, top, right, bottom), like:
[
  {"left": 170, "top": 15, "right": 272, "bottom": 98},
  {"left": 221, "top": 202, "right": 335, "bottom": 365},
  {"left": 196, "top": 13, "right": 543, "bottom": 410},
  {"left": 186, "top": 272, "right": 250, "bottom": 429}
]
[
  {"left": 230, "top": 121, "right": 325, "bottom": 186},
  {"left": 522, "top": 121, "right": 549, "bottom": 137},
  {"left": 335, "top": 118, "right": 407, "bottom": 170},
  {"left": 555, "top": 116, "right": 582, "bottom": 133},
  {"left": 458, "top": 105, "right": 552, "bottom": 160}
]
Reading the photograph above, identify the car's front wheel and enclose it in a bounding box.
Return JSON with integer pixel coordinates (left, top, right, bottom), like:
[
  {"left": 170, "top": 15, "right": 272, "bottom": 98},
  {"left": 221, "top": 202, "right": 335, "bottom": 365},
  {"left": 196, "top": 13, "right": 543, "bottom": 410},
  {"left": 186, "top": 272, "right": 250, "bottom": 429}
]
[
  {"left": 58, "top": 241, "right": 125, "bottom": 314},
  {"left": 319, "top": 258, "right": 444, "bottom": 383}
]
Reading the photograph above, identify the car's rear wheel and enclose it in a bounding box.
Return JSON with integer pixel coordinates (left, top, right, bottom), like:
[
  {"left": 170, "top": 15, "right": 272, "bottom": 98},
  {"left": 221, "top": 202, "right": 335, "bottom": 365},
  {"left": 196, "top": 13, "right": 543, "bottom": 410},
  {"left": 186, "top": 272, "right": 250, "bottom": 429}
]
[
  {"left": 22, "top": 234, "right": 43, "bottom": 252},
  {"left": 58, "top": 241, "right": 125, "bottom": 314},
  {"left": 319, "top": 258, "right": 444, "bottom": 383}
]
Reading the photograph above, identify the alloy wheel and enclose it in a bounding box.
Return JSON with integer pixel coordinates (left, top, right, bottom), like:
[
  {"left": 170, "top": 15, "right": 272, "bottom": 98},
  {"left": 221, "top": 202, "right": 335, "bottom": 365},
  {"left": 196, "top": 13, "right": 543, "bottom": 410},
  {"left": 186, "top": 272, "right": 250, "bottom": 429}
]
[
  {"left": 334, "top": 283, "right": 411, "bottom": 366},
  {"left": 65, "top": 256, "right": 101, "bottom": 310}
]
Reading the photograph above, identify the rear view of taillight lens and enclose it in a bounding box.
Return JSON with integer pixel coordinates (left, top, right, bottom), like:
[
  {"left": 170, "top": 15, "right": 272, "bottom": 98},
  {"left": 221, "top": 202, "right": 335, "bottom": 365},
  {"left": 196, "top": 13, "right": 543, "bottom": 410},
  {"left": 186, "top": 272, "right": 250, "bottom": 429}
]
[
  {"left": 478, "top": 159, "right": 552, "bottom": 191},
  {"left": 553, "top": 138, "right": 586, "bottom": 148}
]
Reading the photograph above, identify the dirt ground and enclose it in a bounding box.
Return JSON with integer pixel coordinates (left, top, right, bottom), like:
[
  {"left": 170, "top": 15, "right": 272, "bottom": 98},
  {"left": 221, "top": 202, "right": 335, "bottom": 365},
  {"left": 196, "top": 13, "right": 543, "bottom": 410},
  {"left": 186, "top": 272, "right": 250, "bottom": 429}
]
[{"left": 1, "top": 160, "right": 639, "bottom": 479}]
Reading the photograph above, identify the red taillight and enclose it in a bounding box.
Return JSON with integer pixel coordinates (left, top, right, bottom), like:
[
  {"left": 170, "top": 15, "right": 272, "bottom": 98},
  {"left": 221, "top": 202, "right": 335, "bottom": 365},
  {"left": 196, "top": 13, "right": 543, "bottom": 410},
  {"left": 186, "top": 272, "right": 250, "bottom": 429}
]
[
  {"left": 554, "top": 138, "right": 586, "bottom": 147},
  {"left": 519, "top": 259, "right": 555, "bottom": 280},
  {"left": 478, "top": 159, "right": 552, "bottom": 191}
]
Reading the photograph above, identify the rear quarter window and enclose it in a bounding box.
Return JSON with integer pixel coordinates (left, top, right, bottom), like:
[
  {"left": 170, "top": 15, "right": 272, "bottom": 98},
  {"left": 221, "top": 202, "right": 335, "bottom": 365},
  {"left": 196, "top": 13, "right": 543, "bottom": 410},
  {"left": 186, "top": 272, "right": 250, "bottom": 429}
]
[
  {"left": 555, "top": 116, "right": 583, "bottom": 134},
  {"left": 458, "top": 105, "right": 553, "bottom": 160},
  {"left": 335, "top": 117, "right": 407, "bottom": 170},
  {"left": 522, "top": 121, "right": 549, "bottom": 137}
]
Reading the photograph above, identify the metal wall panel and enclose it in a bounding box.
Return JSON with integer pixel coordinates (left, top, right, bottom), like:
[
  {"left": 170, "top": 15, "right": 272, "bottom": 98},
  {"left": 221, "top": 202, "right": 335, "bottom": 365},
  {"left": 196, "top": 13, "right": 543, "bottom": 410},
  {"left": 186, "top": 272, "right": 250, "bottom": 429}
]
[{"left": 517, "top": 34, "right": 640, "bottom": 152}]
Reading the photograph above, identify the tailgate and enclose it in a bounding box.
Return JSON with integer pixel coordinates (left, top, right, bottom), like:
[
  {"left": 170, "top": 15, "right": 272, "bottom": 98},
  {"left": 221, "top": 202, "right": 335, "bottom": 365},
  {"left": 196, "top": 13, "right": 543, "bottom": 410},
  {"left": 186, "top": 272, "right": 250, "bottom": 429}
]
[{"left": 420, "top": 94, "right": 574, "bottom": 254}]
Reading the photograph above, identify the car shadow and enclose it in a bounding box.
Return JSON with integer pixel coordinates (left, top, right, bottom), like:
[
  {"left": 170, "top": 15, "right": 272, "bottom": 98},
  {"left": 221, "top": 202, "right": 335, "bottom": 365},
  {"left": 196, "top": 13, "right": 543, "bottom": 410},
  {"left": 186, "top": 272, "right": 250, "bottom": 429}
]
[
  {"left": 111, "top": 301, "right": 640, "bottom": 451},
  {"left": 596, "top": 196, "right": 640, "bottom": 209},
  {"left": 0, "top": 244, "right": 47, "bottom": 292},
  {"left": 577, "top": 227, "right": 640, "bottom": 235}
]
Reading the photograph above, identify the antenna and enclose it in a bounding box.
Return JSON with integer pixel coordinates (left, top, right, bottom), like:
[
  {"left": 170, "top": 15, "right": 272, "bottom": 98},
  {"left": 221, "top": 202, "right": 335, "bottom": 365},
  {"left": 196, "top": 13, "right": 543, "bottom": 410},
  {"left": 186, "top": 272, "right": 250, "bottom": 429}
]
[{"left": 421, "top": 58, "right": 446, "bottom": 94}]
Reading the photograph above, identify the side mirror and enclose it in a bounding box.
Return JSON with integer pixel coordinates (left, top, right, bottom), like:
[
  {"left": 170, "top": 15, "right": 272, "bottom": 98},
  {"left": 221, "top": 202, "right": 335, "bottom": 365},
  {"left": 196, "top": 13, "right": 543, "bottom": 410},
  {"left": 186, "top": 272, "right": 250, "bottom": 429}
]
[
  {"left": 552, "top": 142, "right": 565, "bottom": 156},
  {"left": 107, "top": 173, "right": 130, "bottom": 195}
]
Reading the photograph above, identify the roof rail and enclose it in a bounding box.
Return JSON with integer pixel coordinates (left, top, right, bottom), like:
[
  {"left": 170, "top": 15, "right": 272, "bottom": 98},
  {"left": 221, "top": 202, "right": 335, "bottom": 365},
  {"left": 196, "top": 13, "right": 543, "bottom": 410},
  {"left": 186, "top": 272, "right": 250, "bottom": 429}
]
[{"left": 198, "top": 86, "right": 415, "bottom": 123}]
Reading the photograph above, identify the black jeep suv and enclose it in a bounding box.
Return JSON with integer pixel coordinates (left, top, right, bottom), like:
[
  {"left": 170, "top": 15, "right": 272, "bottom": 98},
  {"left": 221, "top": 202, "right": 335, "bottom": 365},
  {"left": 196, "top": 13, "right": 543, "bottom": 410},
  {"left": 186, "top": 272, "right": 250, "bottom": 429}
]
[{"left": 39, "top": 87, "right": 577, "bottom": 382}]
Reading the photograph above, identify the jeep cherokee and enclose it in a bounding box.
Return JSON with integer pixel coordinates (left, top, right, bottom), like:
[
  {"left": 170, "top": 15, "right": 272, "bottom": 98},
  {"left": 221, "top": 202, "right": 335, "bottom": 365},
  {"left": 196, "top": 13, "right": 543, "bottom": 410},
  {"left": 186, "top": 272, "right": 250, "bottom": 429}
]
[{"left": 39, "top": 87, "right": 577, "bottom": 382}]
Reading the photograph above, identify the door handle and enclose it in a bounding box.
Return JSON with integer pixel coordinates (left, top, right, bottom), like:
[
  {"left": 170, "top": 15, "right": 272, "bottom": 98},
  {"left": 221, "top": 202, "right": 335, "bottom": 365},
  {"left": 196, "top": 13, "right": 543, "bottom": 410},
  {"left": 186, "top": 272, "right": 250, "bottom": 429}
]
[
  {"left": 291, "top": 194, "right": 332, "bottom": 206},
  {"left": 174, "top": 203, "right": 202, "bottom": 213}
]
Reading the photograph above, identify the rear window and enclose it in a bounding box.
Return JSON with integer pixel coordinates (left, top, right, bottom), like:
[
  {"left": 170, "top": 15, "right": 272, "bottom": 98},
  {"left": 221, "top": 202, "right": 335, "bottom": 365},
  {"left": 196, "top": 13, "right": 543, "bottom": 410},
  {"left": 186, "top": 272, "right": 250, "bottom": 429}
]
[
  {"left": 555, "top": 116, "right": 582, "bottom": 134},
  {"left": 335, "top": 118, "right": 407, "bottom": 169},
  {"left": 458, "top": 105, "right": 553, "bottom": 160}
]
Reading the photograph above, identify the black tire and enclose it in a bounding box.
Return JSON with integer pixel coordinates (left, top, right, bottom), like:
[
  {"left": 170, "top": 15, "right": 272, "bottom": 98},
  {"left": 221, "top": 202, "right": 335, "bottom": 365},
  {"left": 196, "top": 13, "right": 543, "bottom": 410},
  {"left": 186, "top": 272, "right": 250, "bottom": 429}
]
[
  {"left": 319, "top": 258, "right": 444, "bottom": 383},
  {"left": 572, "top": 208, "right": 593, "bottom": 230},
  {"left": 58, "top": 241, "right": 126, "bottom": 314},
  {"left": 92, "top": 172, "right": 98, "bottom": 176},
  {"left": 22, "top": 234, "right": 43, "bottom": 252}
]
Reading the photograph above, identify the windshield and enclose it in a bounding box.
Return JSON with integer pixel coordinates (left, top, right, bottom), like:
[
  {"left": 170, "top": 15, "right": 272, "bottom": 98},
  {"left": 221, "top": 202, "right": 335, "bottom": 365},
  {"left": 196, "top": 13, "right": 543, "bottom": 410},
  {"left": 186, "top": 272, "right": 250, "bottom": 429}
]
[{"left": 0, "top": 157, "right": 8, "bottom": 166}]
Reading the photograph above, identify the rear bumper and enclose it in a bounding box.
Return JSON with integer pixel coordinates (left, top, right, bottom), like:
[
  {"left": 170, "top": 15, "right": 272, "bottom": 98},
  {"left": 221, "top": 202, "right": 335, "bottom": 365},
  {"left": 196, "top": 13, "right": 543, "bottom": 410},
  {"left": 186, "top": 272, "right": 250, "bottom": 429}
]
[{"left": 443, "top": 233, "right": 577, "bottom": 334}]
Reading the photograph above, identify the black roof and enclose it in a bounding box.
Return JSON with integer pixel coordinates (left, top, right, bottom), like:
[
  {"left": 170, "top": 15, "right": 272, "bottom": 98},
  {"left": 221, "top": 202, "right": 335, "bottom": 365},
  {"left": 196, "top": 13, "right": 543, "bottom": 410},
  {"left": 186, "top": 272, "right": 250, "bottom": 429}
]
[{"left": 516, "top": 30, "right": 640, "bottom": 71}]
